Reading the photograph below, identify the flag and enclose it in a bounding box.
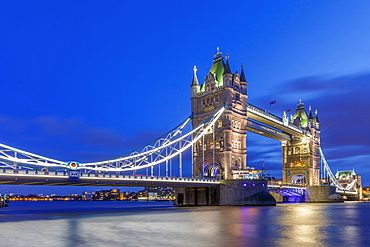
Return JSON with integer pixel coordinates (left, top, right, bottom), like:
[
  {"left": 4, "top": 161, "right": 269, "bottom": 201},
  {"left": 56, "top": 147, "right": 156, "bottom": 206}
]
[
  {"left": 269, "top": 100, "right": 277, "bottom": 105},
  {"left": 286, "top": 109, "right": 292, "bottom": 112}
]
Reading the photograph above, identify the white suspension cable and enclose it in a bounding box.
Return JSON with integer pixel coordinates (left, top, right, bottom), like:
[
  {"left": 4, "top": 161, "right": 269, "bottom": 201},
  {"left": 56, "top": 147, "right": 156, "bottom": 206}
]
[
  {"left": 319, "top": 148, "right": 345, "bottom": 190},
  {"left": 0, "top": 107, "right": 225, "bottom": 174}
]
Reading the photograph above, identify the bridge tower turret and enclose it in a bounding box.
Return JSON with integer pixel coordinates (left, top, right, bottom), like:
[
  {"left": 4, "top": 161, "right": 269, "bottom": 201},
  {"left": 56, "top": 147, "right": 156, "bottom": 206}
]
[
  {"left": 190, "top": 49, "right": 247, "bottom": 180},
  {"left": 282, "top": 102, "right": 321, "bottom": 186}
]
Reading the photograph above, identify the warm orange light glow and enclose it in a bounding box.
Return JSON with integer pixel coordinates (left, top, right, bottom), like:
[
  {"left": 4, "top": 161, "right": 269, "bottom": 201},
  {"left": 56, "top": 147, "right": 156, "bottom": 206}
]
[{"left": 292, "top": 161, "right": 304, "bottom": 167}]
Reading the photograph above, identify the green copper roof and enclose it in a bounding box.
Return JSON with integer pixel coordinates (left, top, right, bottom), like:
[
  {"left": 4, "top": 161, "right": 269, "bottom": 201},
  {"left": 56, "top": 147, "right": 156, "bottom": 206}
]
[
  {"left": 292, "top": 101, "right": 308, "bottom": 128},
  {"left": 209, "top": 51, "right": 224, "bottom": 87},
  {"left": 335, "top": 170, "right": 356, "bottom": 178}
]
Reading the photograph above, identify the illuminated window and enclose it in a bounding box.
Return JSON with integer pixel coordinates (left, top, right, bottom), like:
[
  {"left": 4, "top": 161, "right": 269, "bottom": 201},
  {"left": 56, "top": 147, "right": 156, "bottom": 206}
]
[
  {"left": 215, "top": 141, "right": 220, "bottom": 149},
  {"left": 292, "top": 161, "right": 304, "bottom": 167},
  {"left": 232, "top": 140, "right": 241, "bottom": 149},
  {"left": 208, "top": 141, "right": 214, "bottom": 149}
]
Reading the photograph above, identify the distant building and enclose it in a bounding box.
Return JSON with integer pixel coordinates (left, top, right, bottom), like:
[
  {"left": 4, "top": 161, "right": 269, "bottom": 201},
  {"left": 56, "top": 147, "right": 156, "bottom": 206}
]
[
  {"left": 93, "top": 189, "right": 121, "bottom": 201},
  {"left": 138, "top": 187, "right": 174, "bottom": 201},
  {"left": 362, "top": 187, "right": 370, "bottom": 200}
]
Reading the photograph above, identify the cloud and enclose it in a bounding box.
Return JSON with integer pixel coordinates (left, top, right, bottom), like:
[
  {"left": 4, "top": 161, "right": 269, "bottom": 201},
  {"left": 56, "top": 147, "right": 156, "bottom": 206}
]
[
  {"left": 0, "top": 115, "right": 169, "bottom": 163},
  {"left": 0, "top": 115, "right": 86, "bottom": 139},
  {"left": 34, "top": 116, "right": 85, "bottom": 136},
  {"left": 0, "top": 115, "right": 29, "bottom": 133}
]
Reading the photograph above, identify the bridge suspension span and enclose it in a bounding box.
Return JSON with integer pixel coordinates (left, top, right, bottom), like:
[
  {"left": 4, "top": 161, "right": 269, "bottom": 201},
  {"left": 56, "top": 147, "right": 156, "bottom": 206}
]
[
  {"left": 320, "top": 148, "right": 358, "bottom": 195},
  {"left": 0, "top": 107, "right": 225, "bottom": 176},
  {"left": 0, "top": 102, "right": 357, "bottom": 195}
]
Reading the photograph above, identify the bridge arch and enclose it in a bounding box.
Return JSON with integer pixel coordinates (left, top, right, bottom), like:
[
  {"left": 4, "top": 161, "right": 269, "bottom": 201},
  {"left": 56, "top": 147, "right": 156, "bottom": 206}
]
[
  {"left": 202, "top": 163, "right": 222, "bottom": 178},
  {"left": 290, "top": 174, "right": 307, "bottom": 185}
]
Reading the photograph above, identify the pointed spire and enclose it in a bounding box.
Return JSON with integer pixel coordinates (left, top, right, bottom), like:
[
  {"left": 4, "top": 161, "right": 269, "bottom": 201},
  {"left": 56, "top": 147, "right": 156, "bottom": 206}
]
[
  {"left": 315, "top": 109, "right": 320, "bottom": 122},
  {"left": 191, "top": 65, "right": 199, "bottom": 87},
  {"left": 240, "top": 63, "right": 247, "bottom": 82},
  {"left": 223, "top": 54, "right": 231, "bottom": 74},
  {"left": 214, "top": 47, "right": 222, "bottom": 59},
  {"left": 308, "top": 106, "right": 313, "bottom": 119}
]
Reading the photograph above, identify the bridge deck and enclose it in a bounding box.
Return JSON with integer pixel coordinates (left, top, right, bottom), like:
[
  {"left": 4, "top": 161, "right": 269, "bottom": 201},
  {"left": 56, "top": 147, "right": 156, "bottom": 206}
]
[
  {"left": 246, "top": 120, "right": 291, "bottom": 141},
  {"left": 0, "top": 169, "right": 219, "bottom": 187}
]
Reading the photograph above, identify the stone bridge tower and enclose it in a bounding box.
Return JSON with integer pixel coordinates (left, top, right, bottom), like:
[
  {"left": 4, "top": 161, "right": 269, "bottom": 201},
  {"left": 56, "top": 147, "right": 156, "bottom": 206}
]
[
  {"left": 282, "top": 102, "right": 321, "bottom": 186},
  {"left": 190, "top": 49, "right": 247, "bottom": 180}
]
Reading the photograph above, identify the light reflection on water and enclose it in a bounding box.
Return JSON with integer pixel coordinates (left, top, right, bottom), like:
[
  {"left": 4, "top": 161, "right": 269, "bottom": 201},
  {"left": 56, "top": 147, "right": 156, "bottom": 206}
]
[{"left": 1, "top": 201, "right": 370, "bottom": 247}]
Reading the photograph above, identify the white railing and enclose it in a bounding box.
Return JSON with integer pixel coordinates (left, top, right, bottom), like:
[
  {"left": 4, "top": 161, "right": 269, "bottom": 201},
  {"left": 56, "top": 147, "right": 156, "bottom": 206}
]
[{"left": 0, "top": 168, "right": 219, "bottom": 184}]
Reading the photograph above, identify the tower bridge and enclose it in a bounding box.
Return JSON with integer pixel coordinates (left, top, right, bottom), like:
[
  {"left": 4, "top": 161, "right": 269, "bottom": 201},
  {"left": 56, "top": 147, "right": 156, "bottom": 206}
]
[{"left": 0, "top": 50, "right": 362, "bottom": 205}]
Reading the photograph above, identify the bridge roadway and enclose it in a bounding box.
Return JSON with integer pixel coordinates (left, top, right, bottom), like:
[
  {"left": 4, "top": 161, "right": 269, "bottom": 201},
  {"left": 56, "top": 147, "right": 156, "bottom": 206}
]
[
  {"left": 0, "top": 169, "right": 309, "bottom": 190},
  {"left": 0, "top": 169, "right": 219, "bottom": 187},
  {"left": 0, "top": 169, "right": 357, "bottom": 196}
]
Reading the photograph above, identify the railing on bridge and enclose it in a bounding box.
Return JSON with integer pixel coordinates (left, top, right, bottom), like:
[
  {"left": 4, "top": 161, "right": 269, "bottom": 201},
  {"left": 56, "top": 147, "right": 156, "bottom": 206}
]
[
  {"left": 0, "top": 168, "right": 220, "bottom": 185},
  {"left": 267, "top": 181, "right": 306, "bottom": 190}
]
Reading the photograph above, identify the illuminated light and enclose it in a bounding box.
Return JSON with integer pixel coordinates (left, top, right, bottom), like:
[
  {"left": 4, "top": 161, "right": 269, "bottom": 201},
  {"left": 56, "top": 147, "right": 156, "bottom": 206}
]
[
  {"left": 68, "top": 161, "right": 79, "bottom": 170},
  {"left": 243, "top": 183, "right": 247, "bottom": 187},
  {"left": 302, "top": 137, "right": 308, "bottom": 144},
  {"left": 252, "top": 184, "right": 255, "bottom": 186}
]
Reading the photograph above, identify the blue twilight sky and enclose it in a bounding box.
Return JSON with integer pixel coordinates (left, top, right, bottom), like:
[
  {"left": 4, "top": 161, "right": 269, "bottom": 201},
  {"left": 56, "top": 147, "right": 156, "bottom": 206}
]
[{"left": 1, "top": 1, "right": 370, "bottom": 195}]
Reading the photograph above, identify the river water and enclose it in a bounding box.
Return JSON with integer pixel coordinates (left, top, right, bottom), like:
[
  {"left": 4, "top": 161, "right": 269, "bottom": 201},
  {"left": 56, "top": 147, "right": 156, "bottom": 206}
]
[{"left": 1, "top": 201, "right": 369, "bottom": 247}]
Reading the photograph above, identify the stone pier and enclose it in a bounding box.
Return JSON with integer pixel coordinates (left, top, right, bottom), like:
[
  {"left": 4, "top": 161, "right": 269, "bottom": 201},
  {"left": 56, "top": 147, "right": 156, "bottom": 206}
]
[
  {"left": 305, "top": 185, "right": 344, "bottom": 203},
  {"left": 270, "top": 185, "right": 344, "bottom": 203},
  {"left": 175, "top": 179, "right": 276, "bottom": 206}
]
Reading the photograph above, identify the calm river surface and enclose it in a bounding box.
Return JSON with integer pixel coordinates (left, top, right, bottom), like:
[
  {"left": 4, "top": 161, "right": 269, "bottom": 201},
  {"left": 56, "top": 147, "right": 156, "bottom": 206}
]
[{"left": 1, "top": 201, "right": 370, "bottom": 247}]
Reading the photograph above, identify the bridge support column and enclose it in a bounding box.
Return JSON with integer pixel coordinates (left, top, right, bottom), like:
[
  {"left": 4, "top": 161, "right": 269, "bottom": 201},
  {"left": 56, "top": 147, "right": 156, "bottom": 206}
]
[
  {"left": 174, "top": 187, "right": 218, "bottom": 206},
  {"left": 269, "top": 191, "right": 306, "bottom": 203},
  {"left": 175, "top": 180, "right": 276, "bottom": 206},
  {"left": 305, "top": 186, "right": 344, "bottom": 203},
  {"left": 219, "top": 179, "right": 276, "bottom": 206}
]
